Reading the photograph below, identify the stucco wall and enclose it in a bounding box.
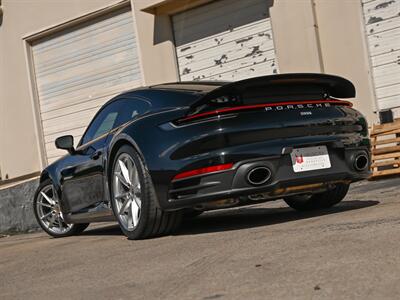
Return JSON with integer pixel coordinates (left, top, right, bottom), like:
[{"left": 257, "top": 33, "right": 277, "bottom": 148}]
[
  {"left": 315, "top": 0, "right": 378, "bottom": 124},
  {"left": 270, "top": 0, "right": 322, "bottom": 73},
  {"left": 132, "top": 0, "right": 179, "bottom": 85}
]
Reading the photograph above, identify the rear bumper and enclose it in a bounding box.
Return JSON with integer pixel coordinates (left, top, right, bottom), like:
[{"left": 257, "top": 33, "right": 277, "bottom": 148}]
[{"left": 162, "top": 146, "right": 370, "bottom": 210}]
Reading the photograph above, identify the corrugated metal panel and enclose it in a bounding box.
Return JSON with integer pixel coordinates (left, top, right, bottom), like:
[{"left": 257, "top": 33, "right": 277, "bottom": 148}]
[
  {"left": 31, "top": 7, "right": 141, "bottom": 163},
  {"left": 362, "top": 0, "right": 400, "bottom": 117},
  {"left": 172, "top": 0, "right": 277, "bottom": 81}
]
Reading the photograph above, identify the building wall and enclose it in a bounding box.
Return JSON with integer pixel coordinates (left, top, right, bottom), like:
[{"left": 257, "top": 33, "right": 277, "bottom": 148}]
[
  {"left": 315, "top": 0, "right": 378, "bottom": 123},
  {"left": 0, "top": 0, "right": 379, "bottom": 180},
  {"left": 270, "top": 0, "right": 323, "bottom": 73},
  {"left": 132, "top": 0, "right": 179, "bottom": 85},
  {"left": 271, "top": 0, "right": 377, "bottom": 123},
  {"left": 0, "top": 0, "right": 118, "bottom": 180}
]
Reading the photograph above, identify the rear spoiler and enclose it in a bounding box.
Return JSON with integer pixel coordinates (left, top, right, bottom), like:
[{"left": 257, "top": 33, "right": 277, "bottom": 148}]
[{"left": 189, "top": 73, "right": 355, "bottom": 112}]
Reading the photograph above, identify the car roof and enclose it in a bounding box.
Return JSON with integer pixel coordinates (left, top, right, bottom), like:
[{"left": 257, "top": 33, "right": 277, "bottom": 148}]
[
  {"left": 148, "top": 81, "right": 231, "bottom": 93},
  {"left": 104, "top": 81, "right": 232, "bottom": 109}
]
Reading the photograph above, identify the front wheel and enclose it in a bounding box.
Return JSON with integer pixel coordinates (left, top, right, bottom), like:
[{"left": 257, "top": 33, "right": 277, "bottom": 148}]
[
  {"left": 110, "top": 145, "right": 182, "bottom": 240},
  {"left": 33, "top": 179, "right": 89, "bottom": 238},
  {"left": 283, "top": 183, "right": 350, "bottom": 211}
]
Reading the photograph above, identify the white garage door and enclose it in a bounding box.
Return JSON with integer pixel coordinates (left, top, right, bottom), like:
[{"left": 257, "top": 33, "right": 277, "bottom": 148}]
[
  {"left": 31, "top": 6, "right": 141, "bottom": 164},
  {"left": 172, "top": 0, "right": 277, "bottom": 82},
  {"left": 362, "top": 0, "right": 400, "bottom": 117}
]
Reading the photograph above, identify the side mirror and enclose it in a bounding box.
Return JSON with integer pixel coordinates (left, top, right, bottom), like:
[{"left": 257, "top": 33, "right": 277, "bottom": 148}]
[{"left": 55, "top": 135, "right": 75, "bottom": 154}]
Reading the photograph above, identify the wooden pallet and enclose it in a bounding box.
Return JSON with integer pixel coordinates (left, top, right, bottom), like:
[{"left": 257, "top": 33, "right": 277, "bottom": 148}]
[{"left": 370, "top": 119, "right": 400, "bottom": 179}]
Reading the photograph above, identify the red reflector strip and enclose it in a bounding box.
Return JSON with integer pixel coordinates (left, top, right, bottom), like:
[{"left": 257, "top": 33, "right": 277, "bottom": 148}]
[
  {"left": 173, "top": 163, "right": 234, "bottom": 180},
  {"left": 179, "top": 99, "right": 352, "bottom": 123}
]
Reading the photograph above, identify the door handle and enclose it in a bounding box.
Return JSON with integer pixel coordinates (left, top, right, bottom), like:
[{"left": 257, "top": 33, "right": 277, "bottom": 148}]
[{"left": 90, "top": 151, "right": 102, "bottom": 160}]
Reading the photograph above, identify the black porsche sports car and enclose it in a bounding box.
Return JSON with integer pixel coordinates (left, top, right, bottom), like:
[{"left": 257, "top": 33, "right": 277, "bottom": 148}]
[{"left": 33, "top": 73, "right": 371, "bottom": 239}]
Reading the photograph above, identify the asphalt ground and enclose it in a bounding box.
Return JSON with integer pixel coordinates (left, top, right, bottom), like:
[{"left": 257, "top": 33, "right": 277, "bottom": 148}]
[{"left": 1, "top": 177, "right": 400, "bottom": 300}]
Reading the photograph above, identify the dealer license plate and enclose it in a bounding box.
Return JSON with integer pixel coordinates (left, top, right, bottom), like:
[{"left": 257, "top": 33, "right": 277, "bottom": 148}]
[{"left": 290, "top": 146, "right": 331, "bottom": 173}]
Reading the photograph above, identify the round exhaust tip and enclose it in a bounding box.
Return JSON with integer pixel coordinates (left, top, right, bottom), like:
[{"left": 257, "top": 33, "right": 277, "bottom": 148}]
[
  {"left": 354, "top": 154, "right": 369, "bottom": 171},
  {"left": 247, "top": 166, "right": 272, "bottom": 186}
]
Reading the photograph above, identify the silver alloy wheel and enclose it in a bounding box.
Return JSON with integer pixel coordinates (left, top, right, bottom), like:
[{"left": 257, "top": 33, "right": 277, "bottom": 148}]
[
  {"left": 113, "top": 153, "right": 142, "bottom": 231},
  {"left": 36, "top": 185, "right": 72, "bottom": 234}
]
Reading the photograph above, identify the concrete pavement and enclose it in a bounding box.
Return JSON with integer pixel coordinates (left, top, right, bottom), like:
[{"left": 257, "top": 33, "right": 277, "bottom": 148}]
[{"left": 1, "top": 178, "right": 400, "bottom": 299}]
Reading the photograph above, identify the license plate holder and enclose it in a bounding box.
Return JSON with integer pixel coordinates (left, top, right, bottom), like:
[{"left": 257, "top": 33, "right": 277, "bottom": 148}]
[{"left": 290, "top": 146, "right": 331, "bottom": 173}]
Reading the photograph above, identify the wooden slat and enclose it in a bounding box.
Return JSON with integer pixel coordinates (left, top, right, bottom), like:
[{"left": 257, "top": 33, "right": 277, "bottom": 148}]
[
  {"left": 371, "top": 128, "right": 400, "bottom": 137},
  {"left": 371, "top": 124, "right": 400, "bottom": 136},
  {"left": 372, "top": 136, "right": 400, "bottom": 145},
  {"left": 370, "top": 167, "right": 400, "bottom": 179},
  {"left": 371, "top": 159, "right": 400, "bottom": 168},
  {"left": 372, "top": 151, "right": 400, "bottom": 160},
  {"left": 371, "top": 118, "right": 400, "bottom": 130},
  {"left": 373, "top": 145, "right": 400, "bottom": 155}
]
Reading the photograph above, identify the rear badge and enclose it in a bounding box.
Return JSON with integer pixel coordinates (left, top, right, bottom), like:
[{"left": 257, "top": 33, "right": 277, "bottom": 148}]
[
  {"left": 300, "top": 111, "right": 312, "bottom": 116},
  {"left": 265, "top": 103, "right": 331, "bottom": 112}
]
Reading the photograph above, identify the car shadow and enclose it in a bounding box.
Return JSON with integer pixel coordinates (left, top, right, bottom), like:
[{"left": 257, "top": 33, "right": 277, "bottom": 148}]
[
  {"left": 81, "top": 200, "right": 378, "bottom": 237},
  {"left": 81, "top": 223, "right": 122, "bottom": 236},
  {"left": 176, "top": 200, "right": 379, "bottom": 236}
]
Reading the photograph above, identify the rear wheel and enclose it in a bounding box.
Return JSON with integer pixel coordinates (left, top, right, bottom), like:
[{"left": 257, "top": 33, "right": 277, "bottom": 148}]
[
  {"left": 33, "top": 179, "right": 89, "bottom": 238},
  {"left": 110, "top": 145, "right": 182, "bottom": 240},
  {"left": 283, "top": 183, "right": 350, "bottom": 211}
]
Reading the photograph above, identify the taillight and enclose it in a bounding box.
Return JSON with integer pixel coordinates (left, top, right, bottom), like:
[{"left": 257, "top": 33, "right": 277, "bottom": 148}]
[
  {"left": 175, "top": 99, "right": 352, "bottom": 125},
  {"left": 172, "top": 163, "right": 234, "bottom": 180}
]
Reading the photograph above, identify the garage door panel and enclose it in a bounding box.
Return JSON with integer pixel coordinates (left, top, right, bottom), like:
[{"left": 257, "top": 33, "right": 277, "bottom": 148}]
[
  {"left": 373, "top": 63, "right": 400, "bottom": 87},
  {"left": 363, "top": 0, "right": 400, "bottom": 112},
  {"left": 37, "top": 56, "right": 138, "bottom": 98},
  {"left": 376, "top": 83, "right": 400, "bottom": 99},
  {"left": 39, "top": 81, "right": 135, "bottom": 114},
  {"left": 42, "top": 95, "right": 111, "bottom": 122},
  {"left": 172, "top": 0, "right": 262, "bottom": 25},
  {"left": 42, "top": 109, "right": 99, "bottom": 137},
  {"left": 173, "top": 0, "right": 271, "bottom": 46},
  {"left": 173, "top": 0, "right": 276, "bottom": 82},
  {"left": 207, "top": 60, "right": 276, "bottom": 81},
  {"left": 368, "top": 29, "right": 400, "bottom": 57},
  {"left": 363, "top": 0, "right": 400, "bottom": 22},
  {"left": 377, "top": 95, "right": 400, "bottom": 111},
  {"left": 366, "top": 15, "right": 400, "bottom": 35},
  {"left": 176, "top": 20, "right": 272, "bottom": 58},
  {"left": 33, "top": 9, "right": 131, "bottom": 54},
  {"left": 177, "top": 36, "right": 275, "bottom": 74},
  {"left": 31, "top": 6, "right": 141, "bottom": 163},
  {"left": 371, "top": 48, "right": 400, "bottom": 66},
  {"left": 38, "top": 67, "right": 140, "bottom": 104},
  {"left": 38, "top": 60, "right": 140, "bottom": 101},
  {"left": 174, "top": 1, "right": 266, "bottom": 36},
  {"left": 181, "top": 50, "right": 276, "bottom": 81},
  {"left": 33, "top": 21, "right": 136, "bottom": 70},
  {"left": 42, "top": 107, "right": 99, "bottom": 132},
  {"left": 35, "top": 35, "right": 137, "bottom": 77}
]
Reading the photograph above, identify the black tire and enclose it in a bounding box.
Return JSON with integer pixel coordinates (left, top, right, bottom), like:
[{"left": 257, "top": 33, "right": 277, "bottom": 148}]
[
  {"left": 33, "top": 179, "right": 89, "bottom": 238},
  {"left": 283, "top": 183, "right": 350, "bottom": 211},
  {"left": 110, "top": 145, "right": 182, "bottom": 240}
]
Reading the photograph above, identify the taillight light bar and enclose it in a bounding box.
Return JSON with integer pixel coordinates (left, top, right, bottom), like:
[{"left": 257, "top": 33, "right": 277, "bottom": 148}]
[
  {"left": 176, "top": 99, "right": 352, "bottom": 124},
  {"left": 173, "top": 163, "right": 234, "bottom": 180}
]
